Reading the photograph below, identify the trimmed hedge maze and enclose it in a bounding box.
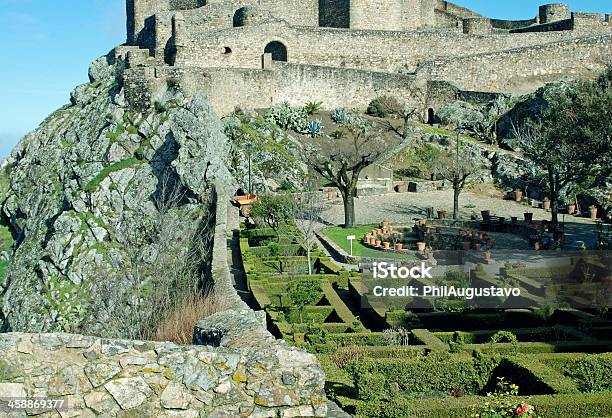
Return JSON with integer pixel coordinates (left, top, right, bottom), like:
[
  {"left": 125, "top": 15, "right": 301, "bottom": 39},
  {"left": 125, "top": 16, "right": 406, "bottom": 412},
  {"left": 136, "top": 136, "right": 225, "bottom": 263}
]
[{"left": 237, "top": 225, "right": 612, "bottom": 417}]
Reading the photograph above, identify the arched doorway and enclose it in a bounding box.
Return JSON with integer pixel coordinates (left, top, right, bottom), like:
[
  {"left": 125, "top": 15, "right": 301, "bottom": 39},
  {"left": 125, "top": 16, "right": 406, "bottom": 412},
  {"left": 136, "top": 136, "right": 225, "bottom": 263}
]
[
  {"left": 264, "top": 41, "right": 287, "bottom": 62},
  {"left": 427, "top": 108, "right": 435, "bottom": 125}
]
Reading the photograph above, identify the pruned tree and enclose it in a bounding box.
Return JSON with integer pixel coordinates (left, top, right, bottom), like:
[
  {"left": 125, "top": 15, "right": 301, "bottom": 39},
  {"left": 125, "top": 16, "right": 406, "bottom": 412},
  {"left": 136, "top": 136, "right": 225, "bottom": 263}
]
[
  {"left": 306, "top": 119, "right": 404, "bottom": 227},
  {"left": 513, "top": 67, "right": 612, "bottom": 230},
  {"left": 250, "top": 193, "right": 295, "bottom": 241},
  {"left": 288, "top": 279, "right": 321, "bottom": 324},
  {"left": 433, "top": 148, "right": 482, "bottom": 220}
]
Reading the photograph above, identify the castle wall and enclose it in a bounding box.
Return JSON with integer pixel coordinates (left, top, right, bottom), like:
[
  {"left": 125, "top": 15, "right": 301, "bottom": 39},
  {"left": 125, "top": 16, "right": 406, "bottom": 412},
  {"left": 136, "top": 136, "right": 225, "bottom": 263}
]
[
  {"left": 124, "top": 63, "right": 427, "bottom": 116},
  {"left": 172, "top": 21, "right": 610, "bottom": 73},
  {"left": 419, "top": 34, "right": 611, "bottom": 93},
  {"left": 350, "top": 0, "right": 404, "bottom": 31},
  {"left": 319, "top": 0, "right": 350, "bottom": 28}
]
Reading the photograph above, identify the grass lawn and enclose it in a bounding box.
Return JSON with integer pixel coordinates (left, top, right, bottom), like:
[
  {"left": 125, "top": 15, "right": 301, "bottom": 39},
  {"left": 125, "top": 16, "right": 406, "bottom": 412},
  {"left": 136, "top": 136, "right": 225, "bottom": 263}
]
[{"left": 322, "top": 226, "right": 417, "bottom": 261}]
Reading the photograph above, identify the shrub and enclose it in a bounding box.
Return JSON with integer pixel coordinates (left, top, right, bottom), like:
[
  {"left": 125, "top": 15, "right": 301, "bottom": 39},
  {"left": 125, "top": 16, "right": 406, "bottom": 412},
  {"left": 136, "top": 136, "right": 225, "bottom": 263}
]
[
  {"left": 330, "top": 128, "right": 346, "bottom": 140},
  {"left": 357, "top": 398, "right": 412, "bottom": 418},
  {"left": 367, "top": 96, "right": 403, "bottom": 118},
  {"left": 471, "top": 377, "right": 538, "bottom": 418},
  {"left": 153, "top": 292, "right": 227, "bottom": 345},
  {"left": 265, "top": 102, "right": 309, "bottom": 132},
  {"left": 333, "top": 345, "right": 366, "bottom": 369},
  {"left": 490, "top": 331, "right": 518, "bottom": 347},
  {"left": 548, "top": 353, "right": 612, "bottom": 393}
]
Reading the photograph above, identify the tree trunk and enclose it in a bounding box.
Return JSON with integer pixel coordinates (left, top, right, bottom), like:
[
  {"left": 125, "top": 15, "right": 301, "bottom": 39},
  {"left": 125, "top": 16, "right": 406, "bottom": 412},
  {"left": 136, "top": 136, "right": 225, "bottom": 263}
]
[
  {"left": 306, "top": 244, "right": 312, "bottom": 275},
  {"left": 453, "top": 187, "right": 460, "bottom": 220},
  {"left": 342, "top": 191, "right": 356, "bottom": 228}
]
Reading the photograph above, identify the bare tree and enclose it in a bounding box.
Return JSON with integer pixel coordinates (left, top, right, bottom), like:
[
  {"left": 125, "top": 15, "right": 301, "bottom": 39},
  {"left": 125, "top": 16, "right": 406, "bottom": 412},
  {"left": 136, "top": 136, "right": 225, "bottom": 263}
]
[
  {"left": 306, "top": 119, "right": 404, "bottom": 228},
  {"left": 433, "top": 148, "right": 482, "bottom": 220},
  {"left": 291, "top": 187, "right": 324, "bottom": 275}
]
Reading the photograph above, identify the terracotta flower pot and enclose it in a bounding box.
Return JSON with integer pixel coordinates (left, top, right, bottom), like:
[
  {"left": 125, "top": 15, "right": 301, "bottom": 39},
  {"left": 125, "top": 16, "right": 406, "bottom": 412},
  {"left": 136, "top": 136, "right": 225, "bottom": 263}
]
[
  {"left": 395, "top": 243, "right": 403, "bottom": 251},
  {"left": 375, "top": 240, "right": 381, "bottom": 247},
  {"left": 524, "top": 212, "right": 533, "bottom": 223},
  {"left": 462, "top": 242, "right": 470, "bottom": 251},
  {"left": 479, "top": 233, "right": 486, "bottom": 240},
  {"left": 567, "top": 204, "right": 576, "bottom": 215},
  {"left": 383, "top": 242, "right": 391, "bottom": 250},
  {"left": 543, "top": 199, "right": 551, "bottom": 210},
  {"left": 474, "top": 243, "right": 482, "bottom": 251},
  {"left": 486, "top": 238, "right": 494, "bottom": 247},
  {"left": 437, "top": 210, "right": 446, "bottom": 220},
  {"left": 514, "top": 190, "right": 523, "bottom": 202},
  {"left": 590, "top": 206, "right": 598, "bottom": 219},
  {"left": 534, "top": 241, "right": 541, "bottom": 251},
  {"left": 427, "top": 252, "right": 434, "bottom": 260},
  {"left": 417, "top": 242, "right": 426, "bottom": 252},
  {"left": 484, "top": 251, "right": 491, "bottom": 260}
]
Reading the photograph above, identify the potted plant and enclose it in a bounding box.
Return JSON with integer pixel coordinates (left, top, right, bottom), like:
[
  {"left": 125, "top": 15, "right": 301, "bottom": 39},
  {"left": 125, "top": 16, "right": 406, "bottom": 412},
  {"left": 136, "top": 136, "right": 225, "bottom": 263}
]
[
  {"left": 416, "top": 241, "right": 426, "bottom": 252},
  {"left": 426, "top": 246, "right": 434, "bottom": 260},
  {"left": 589, "top": 205, "right": 598, "bottom": 219},
  {"left": 383, "top": 241, "right": 391, "bottom": 250},
  {"left": 514, "top": 189, "right": 523, "bottom": 202},
  {"left": 534, "top": 241, "right": 541, "bottom": 251},
  {"left": 543, "top": 197, "right": 551, "bottom": 210},
  {"left": 524, "top": 212, "right": 533, "bottom": 223},
  {"left": 395, "top": 242, "right": 404, "bottom": 251},
  {"left": 462, "top": 242, "right": 470, "bottom": 251},
  {"left": 375, "top": 239, "right": 382, "bottom": 247},
  {"left": 482, "top": 245, "right": 491, "bottom": 260},
  {"left": 474, "top": 243, "right": 482, "bottom": 251},
  {"left": 479, "top": 232, "right": 486, "bottom": 240},
  {"left": 437, "top": 210, "right": 446, "bottom": 220},
  {"left": 486, "top": 238, "right": 494, "bottom": 247}
]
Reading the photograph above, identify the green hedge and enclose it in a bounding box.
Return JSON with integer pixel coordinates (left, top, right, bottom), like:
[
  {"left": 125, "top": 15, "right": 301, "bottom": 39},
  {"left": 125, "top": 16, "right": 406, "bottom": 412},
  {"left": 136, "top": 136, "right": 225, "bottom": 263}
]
[
  {"left": 434, "top": 327, "right": 579, "bottom": 344},
  {"left": 348, "top": 353, "right": 501, "bottom": 397},
  {"left": 407, "top": 393, "right": 612, "bottom": 418},
  {"left": 463, "top": 341, "right": 611, "bottom": 355},
  {"left": 540, "top": 353, "right": 612, "bottom": 393},
  {"left": 411, "top": 329, "right": 447, "bottom": 350},
  {"left": 327, "top": 332, "right": 386, "bottom": 347},
  {"left": 493, "top": 356, "right": 579, "bottom": 395}
]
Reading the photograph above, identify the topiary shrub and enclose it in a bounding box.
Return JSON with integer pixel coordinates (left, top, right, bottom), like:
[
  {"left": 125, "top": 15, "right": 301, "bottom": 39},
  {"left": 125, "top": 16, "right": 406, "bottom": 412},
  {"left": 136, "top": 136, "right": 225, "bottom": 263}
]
[{"left": 490, "top": 330, "right": 518, "bottom": 345}]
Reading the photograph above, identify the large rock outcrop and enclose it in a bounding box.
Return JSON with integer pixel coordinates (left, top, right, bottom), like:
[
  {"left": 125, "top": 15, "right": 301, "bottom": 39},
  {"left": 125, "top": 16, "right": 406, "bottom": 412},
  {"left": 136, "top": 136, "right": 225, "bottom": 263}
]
[{"left": 0, "top": 52, "right": 236, "bottom": 337}]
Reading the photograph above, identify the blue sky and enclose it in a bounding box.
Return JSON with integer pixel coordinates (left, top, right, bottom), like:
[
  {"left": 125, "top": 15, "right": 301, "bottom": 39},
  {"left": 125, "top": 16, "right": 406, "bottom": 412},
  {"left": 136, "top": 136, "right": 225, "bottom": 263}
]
[{"left": 0, "top": 0, "right": 609, "bottom": 158}]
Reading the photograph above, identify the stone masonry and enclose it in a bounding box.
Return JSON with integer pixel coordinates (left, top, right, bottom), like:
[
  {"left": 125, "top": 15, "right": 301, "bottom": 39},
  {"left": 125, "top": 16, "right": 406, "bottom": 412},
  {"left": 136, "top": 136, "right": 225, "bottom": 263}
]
[{"left": 120, "top": 0, "right": 611, "bottom": 116}]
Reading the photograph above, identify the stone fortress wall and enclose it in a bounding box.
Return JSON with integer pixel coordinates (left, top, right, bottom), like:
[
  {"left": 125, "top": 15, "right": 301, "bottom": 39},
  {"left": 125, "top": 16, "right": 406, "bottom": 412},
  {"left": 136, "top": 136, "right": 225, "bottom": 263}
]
[{"left": 123, "top": 0, "right": 612, "bottom": 116}]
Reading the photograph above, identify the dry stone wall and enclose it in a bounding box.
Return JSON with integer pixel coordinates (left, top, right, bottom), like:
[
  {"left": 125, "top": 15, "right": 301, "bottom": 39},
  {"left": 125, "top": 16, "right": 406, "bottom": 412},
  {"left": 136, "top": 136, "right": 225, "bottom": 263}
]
[{"left": 0, "top": 330, "right": 327, "bottom": 417}]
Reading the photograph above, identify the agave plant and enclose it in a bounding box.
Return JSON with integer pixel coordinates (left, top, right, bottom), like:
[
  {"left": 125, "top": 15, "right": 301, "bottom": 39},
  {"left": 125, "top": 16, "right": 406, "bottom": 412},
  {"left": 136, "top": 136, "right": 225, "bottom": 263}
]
[
  {"left": 306, "top": 119, "right": 323, "bottom": 138},
  {"left": 305, "top": 101, "right": 322, "bottom": 115},
  {"left": 331, "top": 108, "right": 351, "bottom": 125}
]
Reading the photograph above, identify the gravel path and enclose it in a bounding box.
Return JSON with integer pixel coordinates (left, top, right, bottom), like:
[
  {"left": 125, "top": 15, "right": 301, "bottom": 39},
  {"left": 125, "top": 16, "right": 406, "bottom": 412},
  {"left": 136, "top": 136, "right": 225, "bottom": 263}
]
[{"left": 320, "top": 190, "right": 599, "bottom": 249}]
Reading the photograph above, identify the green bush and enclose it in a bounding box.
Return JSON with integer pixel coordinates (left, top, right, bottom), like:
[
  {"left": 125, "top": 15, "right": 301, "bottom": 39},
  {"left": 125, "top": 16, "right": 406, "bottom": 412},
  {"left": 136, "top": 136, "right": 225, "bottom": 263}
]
[
  {"left": 347, "top": 352, "right": 501, "bottom": 398},
  {"left": 543, "top": 353, "right": 612, "bottom": 393},
  {"left": 411, "top": 329, "right": 447, "bottom": 350},
  {"left": 366, "top": 96, "right": 402, "bottom": 118},
  {"left": 492, "top": 356, "right": 579, "bottom": 395}
]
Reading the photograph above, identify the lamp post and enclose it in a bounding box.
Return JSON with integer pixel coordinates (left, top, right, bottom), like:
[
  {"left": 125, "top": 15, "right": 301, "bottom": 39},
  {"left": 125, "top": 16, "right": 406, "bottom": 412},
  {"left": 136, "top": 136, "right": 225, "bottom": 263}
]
[{"left": 245, "top": 143, "right": 253, "bottom": 196}]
